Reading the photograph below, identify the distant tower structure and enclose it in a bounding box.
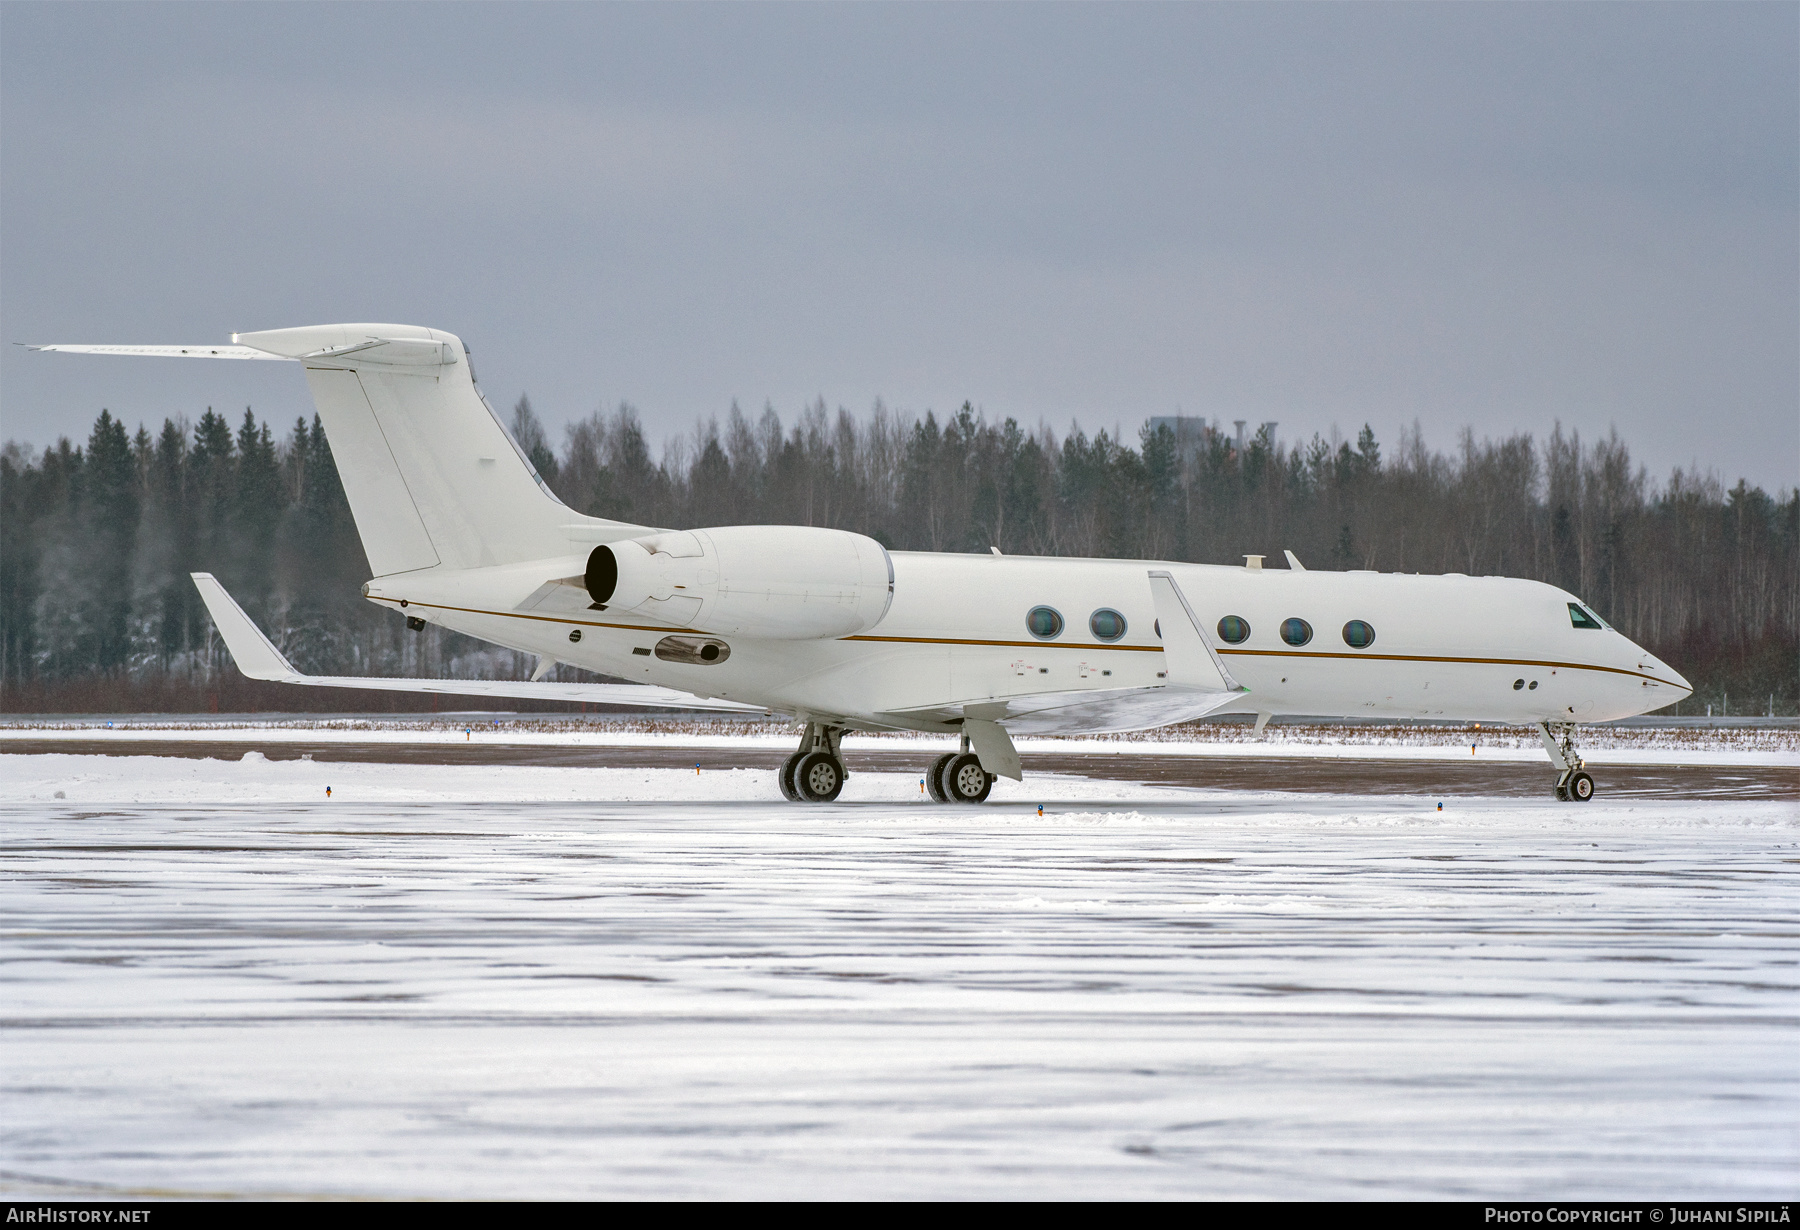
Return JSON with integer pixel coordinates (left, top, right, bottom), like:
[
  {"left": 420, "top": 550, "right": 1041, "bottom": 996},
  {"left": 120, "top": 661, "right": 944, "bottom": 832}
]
[
  {"left": 1145, "top": 415, "right": 1210, "bottom": 464},
  {"left": 1145, "top": 414, "right": 1279, "bottom": 462},
  {"left": 1232, "top": 419, "right": 1280, "bottom": 452}
]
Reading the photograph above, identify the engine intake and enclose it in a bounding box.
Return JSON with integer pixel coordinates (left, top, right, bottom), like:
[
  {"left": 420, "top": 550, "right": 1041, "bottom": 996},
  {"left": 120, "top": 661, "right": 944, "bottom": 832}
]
[{"left": 584, "top": 525, "right": 893, "bottom": 640}]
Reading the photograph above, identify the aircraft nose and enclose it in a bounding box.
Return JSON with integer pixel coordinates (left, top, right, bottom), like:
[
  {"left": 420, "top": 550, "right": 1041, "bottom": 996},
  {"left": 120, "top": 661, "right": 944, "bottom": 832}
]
[{"left": 1636, "top": 643, "right": 1692, "bottom": 695}]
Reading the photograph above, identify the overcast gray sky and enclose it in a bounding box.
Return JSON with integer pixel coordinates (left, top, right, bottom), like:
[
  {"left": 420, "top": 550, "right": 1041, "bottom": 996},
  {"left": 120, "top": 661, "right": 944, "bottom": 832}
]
[{"left": 4, "top": 2, "right": 1795, "bottom": 491}]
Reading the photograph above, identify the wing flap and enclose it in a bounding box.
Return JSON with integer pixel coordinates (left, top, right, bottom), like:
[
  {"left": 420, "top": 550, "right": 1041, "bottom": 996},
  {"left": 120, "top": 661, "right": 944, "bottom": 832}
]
[
  {"left": 880, "top": 682, "right": 1245, "bottom": 737},
  {"left": 247, "top": 673, "right": 762, "bottom": 711}
]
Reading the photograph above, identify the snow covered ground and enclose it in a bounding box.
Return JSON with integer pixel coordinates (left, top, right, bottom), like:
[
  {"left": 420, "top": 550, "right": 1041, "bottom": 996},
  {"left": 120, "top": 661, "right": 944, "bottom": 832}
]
[
  {"left": 4, "top": 750, "right": 1227, "bottom": 807},
  {"left": 2, "top": 753, "right": 1796, "bottom": 1199},
  {"left": 6, "top": 715, "right": 1796, "bottom": 767}
]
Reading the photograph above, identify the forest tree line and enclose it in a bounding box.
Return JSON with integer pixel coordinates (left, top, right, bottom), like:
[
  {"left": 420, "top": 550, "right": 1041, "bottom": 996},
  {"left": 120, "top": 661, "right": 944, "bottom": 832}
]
[{"left": 2, "top": 394, "right": 1794, "bottom": 715}]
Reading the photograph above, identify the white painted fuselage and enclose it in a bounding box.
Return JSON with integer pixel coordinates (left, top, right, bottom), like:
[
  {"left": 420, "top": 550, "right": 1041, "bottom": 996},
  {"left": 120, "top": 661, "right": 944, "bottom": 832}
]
[{"left": 369, "top": 552, "right": 1689, "bottom": 735}]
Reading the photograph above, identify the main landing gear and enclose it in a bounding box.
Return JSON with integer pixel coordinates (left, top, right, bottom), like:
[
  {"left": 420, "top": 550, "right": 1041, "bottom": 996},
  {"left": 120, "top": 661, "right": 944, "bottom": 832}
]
[
  {"left": 776, "top": 725, "right": 997, "bottom": 805},
  {"left": 1538, "top": 721, "right": 1595, "bottom": 802},
  {"left": 925, "top": 732, "right": 993, "bottom": 805},
  {"left": 779, "top": 723, "right": 847, "bottom": 803}
]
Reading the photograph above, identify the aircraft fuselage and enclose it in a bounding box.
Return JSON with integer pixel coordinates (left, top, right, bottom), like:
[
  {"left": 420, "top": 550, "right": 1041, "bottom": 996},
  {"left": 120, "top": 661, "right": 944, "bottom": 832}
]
[{"left": 367, "top": 551, "right": 1687, "bottom": 735}]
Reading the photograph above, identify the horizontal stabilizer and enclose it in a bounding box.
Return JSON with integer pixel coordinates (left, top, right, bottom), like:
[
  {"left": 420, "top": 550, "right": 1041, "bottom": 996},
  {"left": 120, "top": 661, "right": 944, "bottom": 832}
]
[
  {"left": 27, "top": 343, "right": 294, "bottom": 360},
  {"left": 232, "top": 329, "right": 461, "bottom": 369},
  {"left": 1147, "top": 570, "right": 1247, "bottom": 693},
  {"left": 190, "top": 573, "right": 760, "bottom": 713}
]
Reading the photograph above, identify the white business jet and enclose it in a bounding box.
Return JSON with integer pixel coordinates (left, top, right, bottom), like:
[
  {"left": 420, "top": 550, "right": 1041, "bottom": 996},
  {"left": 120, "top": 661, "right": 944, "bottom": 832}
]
[{"left": 35, "top": 324, "right": 1692, "bottom": 803}]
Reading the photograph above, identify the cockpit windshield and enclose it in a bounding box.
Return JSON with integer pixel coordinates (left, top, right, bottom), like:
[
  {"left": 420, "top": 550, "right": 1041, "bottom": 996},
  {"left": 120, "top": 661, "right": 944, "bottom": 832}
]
[{"left": 1568, "top": 602, "right": 1607, "bottom": 630}]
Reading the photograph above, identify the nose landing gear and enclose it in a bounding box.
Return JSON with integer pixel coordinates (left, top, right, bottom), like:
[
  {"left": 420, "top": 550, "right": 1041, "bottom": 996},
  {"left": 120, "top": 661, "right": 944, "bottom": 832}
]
[{"left": 1538, "top": 721, "right": 1595, "bottom": 802}]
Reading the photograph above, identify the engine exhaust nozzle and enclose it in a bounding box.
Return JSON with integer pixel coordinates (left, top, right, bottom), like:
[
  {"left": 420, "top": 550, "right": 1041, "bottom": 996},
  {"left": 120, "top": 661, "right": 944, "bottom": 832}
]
[
  {"left": 584, "top": 544, "right": 619, "bottom": 606},
  {"left": 585, "top": 541, "right": 660, "bottom": 610}
]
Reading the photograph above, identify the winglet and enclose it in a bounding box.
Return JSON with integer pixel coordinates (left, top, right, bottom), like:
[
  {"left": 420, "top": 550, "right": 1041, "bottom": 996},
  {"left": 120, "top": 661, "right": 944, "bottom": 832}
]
[
  {"left": 190, "top": 573, "right": 300, "bottom": 680},
  {"left": 1147, "top": 570, "right": 1248, "bottom": 693}
]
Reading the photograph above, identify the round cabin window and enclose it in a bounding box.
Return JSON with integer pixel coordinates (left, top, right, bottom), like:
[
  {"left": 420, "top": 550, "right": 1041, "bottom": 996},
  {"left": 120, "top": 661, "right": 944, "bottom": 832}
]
[
  {"left": 1280, "top": 618, "right": 1313, "bottom": 647},
  {"left": 1026, "top": 606, "right": 1064, "bottom": 639},
  {"left": 1342, "top": 620, "right": 1375, "bottom": 648},
  {"left": 1089, "top": 608, "right": 1127, "bottom": 641},
  {"left": 1217, "top": 616, "right": 1251, "bottom": 644}
]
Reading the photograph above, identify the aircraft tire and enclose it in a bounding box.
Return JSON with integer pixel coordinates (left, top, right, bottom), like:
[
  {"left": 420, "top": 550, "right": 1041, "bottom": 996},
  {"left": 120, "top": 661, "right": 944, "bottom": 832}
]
[
  {"left": 1554, "top": 781, "right": 1569, "bottom": 801},
  {"left": 926, "top": 753, "right": 955, "bottom": 803},
  {"left": 796, "top": 751, "right": 845, "bottom": 803},
  {"left": 1568, "top": 771, "right": 1595, "bottom": 802},
  {"left": 944, "top": 753, "right": 993, "bottom": 804},
  {"left": 778, "top": 751, "right": 804, "bottom": 802}
]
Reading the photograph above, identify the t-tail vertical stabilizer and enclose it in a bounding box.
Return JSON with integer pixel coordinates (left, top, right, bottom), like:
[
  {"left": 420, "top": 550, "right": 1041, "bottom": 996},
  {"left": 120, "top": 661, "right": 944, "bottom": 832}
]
[
  {"left": 31, "top": 324, "right": 653, "bottom": 578},
  {"left": 230, "top": 324, "right": 648, "bottom": 575}
]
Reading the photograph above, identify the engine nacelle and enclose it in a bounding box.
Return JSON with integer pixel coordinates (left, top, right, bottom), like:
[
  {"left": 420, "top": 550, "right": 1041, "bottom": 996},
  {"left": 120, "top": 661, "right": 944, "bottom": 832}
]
[{"left": 585, "top": 526, "right": 894, "bottom": 640}]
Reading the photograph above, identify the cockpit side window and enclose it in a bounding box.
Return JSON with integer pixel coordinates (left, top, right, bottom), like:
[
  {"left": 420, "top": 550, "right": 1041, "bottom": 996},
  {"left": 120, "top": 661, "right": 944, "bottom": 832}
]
[{"left": 1568, "top": 602, "right": 1604, "bottom": 630}]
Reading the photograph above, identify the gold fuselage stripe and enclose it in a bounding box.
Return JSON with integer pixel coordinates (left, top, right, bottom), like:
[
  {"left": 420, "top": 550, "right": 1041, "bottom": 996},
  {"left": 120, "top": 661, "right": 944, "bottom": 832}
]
[{"left": 373, "top": 596, "right": 1678, "bottom": 686}]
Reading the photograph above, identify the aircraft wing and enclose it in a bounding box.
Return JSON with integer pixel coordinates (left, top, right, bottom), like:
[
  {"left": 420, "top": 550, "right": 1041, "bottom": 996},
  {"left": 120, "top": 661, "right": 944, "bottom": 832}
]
[{"left": 190, "top": 573, "right": 763, "bottom": 713}]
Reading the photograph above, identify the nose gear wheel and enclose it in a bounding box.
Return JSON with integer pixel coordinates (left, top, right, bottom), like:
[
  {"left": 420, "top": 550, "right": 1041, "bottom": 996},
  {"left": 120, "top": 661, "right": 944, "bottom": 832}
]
[{"left": 1538, "top": 722, "right": 1596, "bottom": 803}]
